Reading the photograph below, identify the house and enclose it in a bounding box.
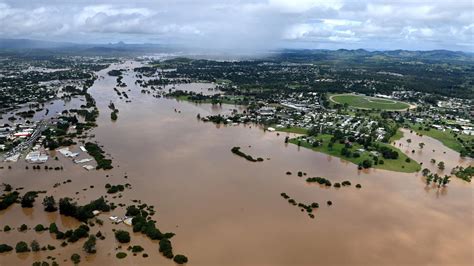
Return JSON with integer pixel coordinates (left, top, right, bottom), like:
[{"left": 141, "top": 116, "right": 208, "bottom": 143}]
[
  {"left": 83, "top": 165, "right": 95, "bottom": 171},
  {"left": 25, "top": 151, "right": 48, "bottom": 164},
  {"left": 370, "top": 151, "right": 380, "bottom": 157}
]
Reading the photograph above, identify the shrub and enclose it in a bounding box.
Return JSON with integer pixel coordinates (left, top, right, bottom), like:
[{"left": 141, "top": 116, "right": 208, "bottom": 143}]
[
  {"left": 362, "top": 159, "right": 372, "bottom": 169},
  {"left": 83, "top": 235, "right": 97, "bottom": 254},
  {"left": 21, "top": 191, "right": 38, "bottom": 208},
  {"left": 356, "top": 184, "right": 362, "bottom": 189},
  {"left": 115, "top": 230, "right": 130, "bottom": 243},
  {"left": 159, "top": 238, "right": 173, "bottom": 258},
  {"left": 3, "top": 225, "right": 11, "bottom": 232},
  {"left": 125, "top": 205, "right": 140, "bottom": 216},
  {"left": 305, "top": 177, "right": 331, "bottom": 186},
  {"left": 116, "top": 252, "right": 127, "bottom": 259},
  {"left": 43, "top": 196, "right": 57, "bottom": 212},
  {"left": 49, "top": 223, "right": 58, "bottom": 234},
  {"left": 173, "top": 254, "right": 188, "bottom": 264},
  {"left": 31, "top": 240, "right": 40, "bottom": 252},
  {"left": 19, "top": 224, "right": 28, "bottom": 232},
  {"left": 56, "top": 231, "right": 65, "bottom": 240},
  {"left": 341, "top": 181, "right": 351, "bottom": 186},
  {"left": 0, "top": 244, "right": 13, "bottom": 253},
  {"left": 71, "top": 253, "right": 81, "bottom": 264},
  {"left": 107, "top": 184, "right": 125, "bottom": 194},
  {"left": 15, "top": 241, "right": 30, "bottom": 253},
  {"left": 0, "top": 192, "right": 19, "bottom": 210},
  {"left": 131, "top": 245, "right": 144, "bottom": 253},
  {"left": 34, "top": 224, "right": 46, "bottom": 232},
  {"left": 68, "top": 225, "right": 89, "bottom": 243},
  {"left": 111, "top": 111, "right": 118, "bottom": 121}
]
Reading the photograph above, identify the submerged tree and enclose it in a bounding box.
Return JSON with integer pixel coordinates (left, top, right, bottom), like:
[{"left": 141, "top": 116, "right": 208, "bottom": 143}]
[
  {"left": 438, "top": 161, "right": 445, "bottom": 170},
  {"left": 441, "top": 175, "right": 451, "bottom": 187},
  {"left": 83, "top": 235, "right": 97, "bottom": 254},
  {"left": 30, "top": 240, "right": 40, "bottom": 252},
  {"left": 422, "top": 168, "right": 431, "bottom": 176},
  {"left": 43, "top": 196, "right": 57, "bottom": 212}
]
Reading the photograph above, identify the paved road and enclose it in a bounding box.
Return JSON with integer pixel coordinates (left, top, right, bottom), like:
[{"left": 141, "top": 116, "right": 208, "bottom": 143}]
[{"left": 2, "top": 119, "right": 50, "bottom": 161}]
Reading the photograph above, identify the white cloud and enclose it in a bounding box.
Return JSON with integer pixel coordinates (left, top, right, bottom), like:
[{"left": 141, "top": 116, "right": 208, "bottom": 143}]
[
  {"left": 269, "top": 0, "right": 343, "bottom": 13},
  {"left": 0, "top": 0, "right": 472, "bottom": 51}
]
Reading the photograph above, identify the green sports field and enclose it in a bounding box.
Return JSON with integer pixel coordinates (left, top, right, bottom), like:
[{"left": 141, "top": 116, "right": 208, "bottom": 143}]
[{"left": 330, "top": 94, "right": 411, "bottom": 110}]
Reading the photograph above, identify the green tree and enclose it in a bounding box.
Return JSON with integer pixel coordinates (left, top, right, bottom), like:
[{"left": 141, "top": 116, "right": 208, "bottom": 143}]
[
  {"left": 114, "top": 230, "right": 130, "bottom": 243},
  {"left": 30, "top": 240, "right": 40, "bottom": 252},
  {"left": 43, "top": 196, "right": 57, "bottom": 212},
  {"left": 83, "top": 235, "right": 97, "bottom": 254},
  {"left": 362, "top": 159, "right": 373, "bottom": 169},
  {"left": 21, "top": 191, "right": 38, "bottom": 208},
  {"left": 174, "top": 254, "right": 189, "bottom": 264},
  {"left": 438, "top": 161, "right": 445, "bottom": 170},
  {"left": 308, "top": 126, "right": 318, "bottom": 136},
  {"left": 15, "top": 241, "right": 29, "bottom": 253},
  {"left": 0, "top": 244, "right": 13, "bottom": 253},
  {"left": 422, "top": 168, "right": 431, "bottom": 176},
  {"left": 49, "top": 223, "right": 58, "bottom": 234},
  {"left": 442, "top": 175, "right": 451, "bottom": 187},
  {"left": 71, "top": 253, "right": 81, "bottom": 264}
]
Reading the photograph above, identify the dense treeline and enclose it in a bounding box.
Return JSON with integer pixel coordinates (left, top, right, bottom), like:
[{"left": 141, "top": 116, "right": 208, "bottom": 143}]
[
  {"left": 59, "top": 197, "right": 110, "bottom": 222},
  {"left": 157, "top": 50, "right": 473, "bottom": 99},
  {"left": 84, "top": 142, "right": 113, "bottom": 170}
]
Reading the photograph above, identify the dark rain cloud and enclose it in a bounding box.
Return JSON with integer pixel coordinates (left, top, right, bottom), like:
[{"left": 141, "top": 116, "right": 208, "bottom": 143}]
[{"left": 0, "top": 0, "right": 472, "bottom": 51}]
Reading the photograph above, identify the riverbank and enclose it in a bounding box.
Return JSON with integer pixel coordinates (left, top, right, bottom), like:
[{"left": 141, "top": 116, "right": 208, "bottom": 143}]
[
  {"left": 289, "top": 134, "right": 421, "bottom": 173},
  {"left": 409, "top": 123, "right": 473, "bottom": 157}
]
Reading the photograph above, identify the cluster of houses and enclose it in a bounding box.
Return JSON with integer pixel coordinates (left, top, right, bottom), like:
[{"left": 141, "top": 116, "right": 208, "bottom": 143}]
[
  {"left": 0, "top": 120, "right": 97, "bottom": 170},
  {"left": 202, "top": 92, "right": 391, "bottom": 142},
  {"left": 1, "top": 121, "right": 46, "bottom": 162},
  {"left": 56, "top": 146, "right": 95, "bottom": 171}
]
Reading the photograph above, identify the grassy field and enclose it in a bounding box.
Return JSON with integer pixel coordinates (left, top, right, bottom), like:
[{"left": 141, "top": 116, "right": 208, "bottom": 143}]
[
  {"left": 330, "top": 94, "right": 411, "bottom": 110},
  {"left": 290, "top": 134, "right": 421, "bottom": 173},
  {"left": 275, "top": 126, "right": 308, "bottom": 134},
  {"left": 409, "top": 124, "right": 473, "bottom": 154},
  {"left": 389, "top": 129, "right": 404, "bottom": 142}
]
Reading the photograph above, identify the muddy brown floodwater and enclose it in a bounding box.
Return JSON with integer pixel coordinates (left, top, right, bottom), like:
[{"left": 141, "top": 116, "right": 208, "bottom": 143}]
[{"left": 1, "top": 61, "right": 473, "bottom": 266}]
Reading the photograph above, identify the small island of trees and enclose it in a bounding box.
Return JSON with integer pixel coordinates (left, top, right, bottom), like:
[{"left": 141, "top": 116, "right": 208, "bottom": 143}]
[{"left": 231, "top": 146, "right": 264, "bottom": 162}]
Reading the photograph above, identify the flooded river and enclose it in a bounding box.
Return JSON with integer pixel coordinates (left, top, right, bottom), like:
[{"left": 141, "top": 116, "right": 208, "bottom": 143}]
[{"left": 1, "top": 61, "right": 473, "bottom": 266}]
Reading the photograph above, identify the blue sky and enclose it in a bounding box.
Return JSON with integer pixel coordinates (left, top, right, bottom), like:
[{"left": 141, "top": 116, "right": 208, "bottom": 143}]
[{"left": 0, "top": 0, "right": 472, "bottom": 51}]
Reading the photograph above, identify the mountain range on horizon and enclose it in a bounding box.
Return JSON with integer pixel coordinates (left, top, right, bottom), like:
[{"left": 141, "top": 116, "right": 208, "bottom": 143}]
[{"left": 0, "top": 38, "right": 473, "bottom": 61}]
